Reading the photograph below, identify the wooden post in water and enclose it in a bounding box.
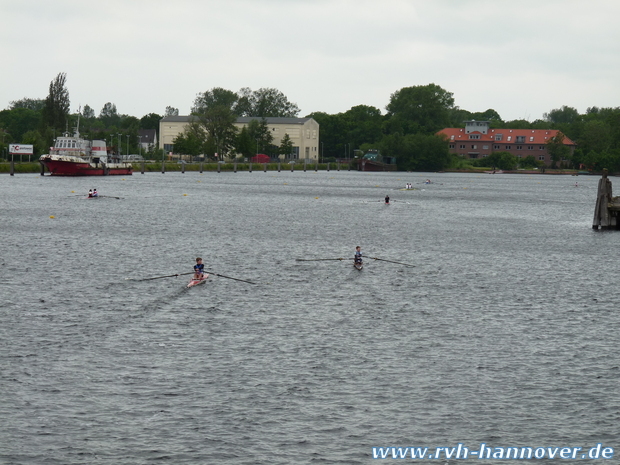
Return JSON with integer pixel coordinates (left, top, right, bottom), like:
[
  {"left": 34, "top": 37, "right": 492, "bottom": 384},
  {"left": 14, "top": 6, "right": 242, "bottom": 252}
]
[
  {"left": 249, "top": 162, "right": 252, "bottom": 173},
  {"left": 40, "top": 161, "right": 45, "bottom": 176},
  {"left": 315, "top": 161, "right": 318, "bottom": 172},
  {"left": 327, "top": 162, "right": 330, "bottom": 172},
  {"left": 337, "top": 161, "right": 340, "bottom": 171},
  {"left": 593, "top": 169, "right": 618, "bottom": 230},
  {"left": 162, "top": 161, "right": 165, "bottom": 174},
  {"left": 291, "top": 162, "right": 294, "bottom": 172},
  {"left": 304, "top": 159, "right": 307, "bottom": 172},
  {"left": 141, "top": 161, "right": 145, "bottom": 174},
  {"left": 264, "top": 163, "right": 267, "bottom": 172},
  {"left": 182, "top": 162, "right": 185, "bottom": 174},
  {"left": 234, "top": 162, "right": 237, "bottom": 173},
  {"left": 217, "top": 162, "right": 221, "bottom": 173},
  {"left": 200, "top": 162, "right": 203, "bottom": 173},
  {"left": 10, "top": 159, "right": 14, "bottom": 176},
  {"left": 278, "top": 162, "right": 281, "bottom": 172}
]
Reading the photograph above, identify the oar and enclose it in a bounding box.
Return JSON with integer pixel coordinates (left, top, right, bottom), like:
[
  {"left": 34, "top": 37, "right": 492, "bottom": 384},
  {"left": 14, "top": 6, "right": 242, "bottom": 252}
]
[
  {"left": 205, "top": 270, "right": 257, "bottom": 284},
  {"left": 127, "top": 272, "right": 194, "bottom": 281},
  {"left": 296, "top": 258, "right": 349, "bottom": 261},
  {"left": 367, "top": 257, "right": 415, "bottom": 267}
]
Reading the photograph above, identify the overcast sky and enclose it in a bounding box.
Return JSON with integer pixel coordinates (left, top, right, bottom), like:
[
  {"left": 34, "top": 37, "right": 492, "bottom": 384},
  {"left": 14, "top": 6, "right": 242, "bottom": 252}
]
[{"left": 2, "top": 0, "right": 619, "bottom": 122}]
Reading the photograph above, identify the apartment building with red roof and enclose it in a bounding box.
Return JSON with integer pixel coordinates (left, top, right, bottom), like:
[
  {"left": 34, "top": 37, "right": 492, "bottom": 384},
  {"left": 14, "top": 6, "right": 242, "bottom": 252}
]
[{"left": 437, "top": 121, "right": 577, "bottom": 166}]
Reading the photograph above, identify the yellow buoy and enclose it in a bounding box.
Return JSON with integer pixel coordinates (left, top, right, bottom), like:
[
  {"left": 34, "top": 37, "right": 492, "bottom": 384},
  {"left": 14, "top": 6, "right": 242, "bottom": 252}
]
[
  {"left": 183, "top": 194, "right": 188, "bottom": 196},
  {"left": 49, "top": 215, "right": 55, "bottom": 219},
  {"left": 315, "top": 197, "right": 319, "bottom": 199},
  {"left": 71, "top": 190, "right": 75, "bottom": 193}
]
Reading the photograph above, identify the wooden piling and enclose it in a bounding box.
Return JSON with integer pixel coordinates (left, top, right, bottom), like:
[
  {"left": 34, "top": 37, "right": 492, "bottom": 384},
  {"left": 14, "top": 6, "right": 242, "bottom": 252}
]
[
  {"left": 141, "top": 161, "right": 145, "bottom": 174},
  {"left": 593, "top": 169, "right": 619, "bottom": 230},
  {"left": 234, "top": 162, "right": 237, "bottom": 173}
]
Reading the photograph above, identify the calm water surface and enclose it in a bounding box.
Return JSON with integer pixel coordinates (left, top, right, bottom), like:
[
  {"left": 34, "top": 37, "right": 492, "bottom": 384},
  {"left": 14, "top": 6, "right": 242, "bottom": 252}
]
[{"left": 1, "top": 171, "right": 618, "bottom": 464}]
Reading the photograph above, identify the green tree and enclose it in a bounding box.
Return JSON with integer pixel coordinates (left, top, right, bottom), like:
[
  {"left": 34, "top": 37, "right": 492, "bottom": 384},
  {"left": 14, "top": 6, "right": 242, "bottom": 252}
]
[
  {"left": 99, "top": 102, "right": 120, "bottom": 127},
  {"left": 246, "top": 118, "right": 273, "bottom": 155},
  {"left": 21, "top": 130, "right": 46, "bottom": 156},
  {"left": 173, "top": 122, "right": 206, "bottom": 157},
  {"left": 380, "top": 133, "right": 450, "bottom": 171},
  {"left": 546, "top": 133, "right": 571, "bottom": 168},
  {"left": 43, "top": 72, "right": 70, "bottom": 133},
  {"left": 192, "top": 87, "right": 238, "bottom": 114},
  {"left": 165, "top": 106, "right": 179, "bottom": 117},
  {"left": 236, "top": 87, "right": 300, "bottom": 117},
  {"left": 82, "top": 105, "right": 95, "bottom": 119},
  {"left": 0, "top": 108, "right": 42, "bottom": 142},
  {"left": 544, "top": 106, "right": 580, "bottom": 124},
  {"left": 385, "top": 83, "right": 454, "bottom": 135},
  {"left": 10, "top": 98, "right": 45, "bottom": 111},
  {"left": 140, "top": 113, "right": 162, "bottom": 131},
  {"left": 235, "top": 126, "right": 254, "bottom": 158},
  {"left": 278, "top": 133, "right": 294, "bottom": 158},
  {"left": 481, "top": 151, "right": 518, "bottom": 170},
  {"left": 342, "top": 105, "right": 384, "bottom": 149}
]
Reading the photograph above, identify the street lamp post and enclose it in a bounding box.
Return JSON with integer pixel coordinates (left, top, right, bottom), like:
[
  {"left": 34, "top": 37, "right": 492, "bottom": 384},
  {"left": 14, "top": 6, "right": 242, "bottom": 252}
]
[
  {"left": 117, "top": 133, "right": 121, "bottom": 160},
  {"left": 320, "top": 141, "right": 323, "bottom": 164},
  {"left": 125, "top": 135, "right": 129, "bottom": 158}
]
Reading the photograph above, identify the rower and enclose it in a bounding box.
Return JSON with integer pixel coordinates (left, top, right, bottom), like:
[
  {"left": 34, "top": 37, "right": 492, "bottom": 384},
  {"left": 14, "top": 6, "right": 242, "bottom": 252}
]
[
  {"left": 385, "top": 195, "right": 390, "bottom": 204},
  {"left": 88, "top": 189, "right": 93, "bottom": 198},
  {"left": 354, "top": 246, "right": 363, "bottom": 265},
  {"left": 193, "top": 257, "right": 205, "bottom": 280},
  {"left": 93, "top": 188, "right": 98, "bottom": 197}
]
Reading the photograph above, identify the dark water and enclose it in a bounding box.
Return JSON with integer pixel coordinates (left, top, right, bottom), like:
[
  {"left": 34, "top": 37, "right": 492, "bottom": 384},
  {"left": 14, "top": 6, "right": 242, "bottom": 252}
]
[{"left": 1, "top": 171, "right": 618, "bottom": 464}]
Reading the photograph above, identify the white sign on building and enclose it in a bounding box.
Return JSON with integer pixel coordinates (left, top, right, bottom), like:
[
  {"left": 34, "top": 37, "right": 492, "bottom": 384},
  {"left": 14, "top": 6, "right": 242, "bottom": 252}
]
[{"left": 9, "top": 144, "right": 34, "bottom": 155}]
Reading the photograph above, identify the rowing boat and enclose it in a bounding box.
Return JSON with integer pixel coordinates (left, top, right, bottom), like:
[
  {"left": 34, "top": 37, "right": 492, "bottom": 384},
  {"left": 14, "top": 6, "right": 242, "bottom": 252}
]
[
  {"left": 354, "top": 262, "right": 363, "bottom": 270},
  {"left": 187, "top": 274, "right": 209, "bottom": 288}
]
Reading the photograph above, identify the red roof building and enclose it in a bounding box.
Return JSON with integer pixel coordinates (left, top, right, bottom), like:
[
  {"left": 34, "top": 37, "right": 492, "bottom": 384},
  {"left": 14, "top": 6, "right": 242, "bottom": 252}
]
[{"left": 437, "top": 121, "right": 576, "bottom": 166}]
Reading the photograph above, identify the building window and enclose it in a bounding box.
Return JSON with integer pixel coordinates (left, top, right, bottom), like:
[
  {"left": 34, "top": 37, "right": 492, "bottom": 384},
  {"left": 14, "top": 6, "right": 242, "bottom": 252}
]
[
  {"left": 470, "top": 154, "right": 478, "bottom": 159},
  {"left": 469, "top": 134, "right": 480, "bottom": 140},
  {"left": 494, "top": 145, "right": 500, "bottom": 150},
  {"left": 516, "top": 145, "right": 522, "bottom": 150},
  {"left": 483, "top": 145, "right": 489, "bottom": 150},
  {"left": 538, "top": 155, "right": 545, "bottom": 161},
  {"left": 507, "top": 136, "right": 512, "bottom": 142},
  {"left": 516, "top": 136, "right": 525, "bottom": 143},
  {"left": 539, "top": 146, "right": 545, "bottom": 150},
  {"left": 471, "top": 145, "right": 477, "bottom": 149},
  {"left": 449, "top": 144, "right": 455, "bottom": 149},
  {"left": 459, "top": 144, "right": 466, "bottom": 149},
  {"left": 495, "top": 134, "right": 503, "bottom": 141},
  {"left": 528, "top": 146, "right": 534, "bottom": 150},
  {"left": 530, "top": 136, "right": 535, "bottom": 142},
  {"left": 505, "top": 145, "right": 511, "bottom": 150}
]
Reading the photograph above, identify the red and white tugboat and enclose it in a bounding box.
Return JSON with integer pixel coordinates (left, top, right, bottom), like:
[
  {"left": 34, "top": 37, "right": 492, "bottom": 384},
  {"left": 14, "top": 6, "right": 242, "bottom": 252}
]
[{"left": 39, "top": 119, "right": 133, "bottom": 176}]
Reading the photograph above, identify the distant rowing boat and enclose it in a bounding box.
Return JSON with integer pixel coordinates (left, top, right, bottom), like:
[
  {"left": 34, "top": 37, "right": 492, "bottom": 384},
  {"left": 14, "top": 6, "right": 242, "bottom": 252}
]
[{"left": 187, "top": 274, "right": 209, "bottom": 288}]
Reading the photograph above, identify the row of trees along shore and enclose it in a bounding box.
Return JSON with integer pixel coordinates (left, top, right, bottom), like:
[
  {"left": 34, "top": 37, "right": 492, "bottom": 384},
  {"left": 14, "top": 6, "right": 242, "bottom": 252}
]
[{"left": 2, "top": 73, "right": 620, "bottom": 172}]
